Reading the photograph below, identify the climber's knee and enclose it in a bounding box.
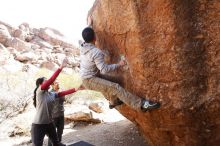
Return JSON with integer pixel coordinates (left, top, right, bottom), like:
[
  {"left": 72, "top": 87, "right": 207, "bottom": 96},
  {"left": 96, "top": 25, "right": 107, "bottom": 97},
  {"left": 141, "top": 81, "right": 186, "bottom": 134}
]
[
  {"left": 112, "top": 83, "right": 121, "bottom": 91},
  {"left": 108, "top": 83, "right": 124, "bottom": 98}
]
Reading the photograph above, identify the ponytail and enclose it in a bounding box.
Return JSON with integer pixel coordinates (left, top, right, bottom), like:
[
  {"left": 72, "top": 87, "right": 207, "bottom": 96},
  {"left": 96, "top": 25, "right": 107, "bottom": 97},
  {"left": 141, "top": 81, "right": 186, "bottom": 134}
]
[
  {"left": 33, "top": 77, "right": 45, "bottom": 107},
  {"left": 33, "top": 86, "right": 39, "bottom": 107}
]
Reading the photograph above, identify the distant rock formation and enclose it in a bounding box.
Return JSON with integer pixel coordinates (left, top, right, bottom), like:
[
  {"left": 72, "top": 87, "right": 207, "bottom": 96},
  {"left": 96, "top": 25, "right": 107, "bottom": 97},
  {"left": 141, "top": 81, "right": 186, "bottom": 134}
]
[
  {"left": 90, "top": 0, "right": 220, "bottom": 146},
  {"left": 0, "top": 21, "right": 79, "bottom": 73}
]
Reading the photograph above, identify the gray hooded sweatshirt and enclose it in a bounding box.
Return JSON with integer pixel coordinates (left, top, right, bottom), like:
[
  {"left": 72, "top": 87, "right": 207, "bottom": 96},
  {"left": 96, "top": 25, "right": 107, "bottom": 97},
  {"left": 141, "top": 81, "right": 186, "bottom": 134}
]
[{"left": 80, "top": 42, "right": 120, "bottom": 79}]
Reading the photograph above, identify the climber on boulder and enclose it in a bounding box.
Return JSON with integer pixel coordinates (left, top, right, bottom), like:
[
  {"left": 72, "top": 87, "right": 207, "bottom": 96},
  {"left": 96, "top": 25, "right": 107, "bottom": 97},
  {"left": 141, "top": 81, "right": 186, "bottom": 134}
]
[{"left": 79, "top": 20, "right": 160, "bottom": 112}]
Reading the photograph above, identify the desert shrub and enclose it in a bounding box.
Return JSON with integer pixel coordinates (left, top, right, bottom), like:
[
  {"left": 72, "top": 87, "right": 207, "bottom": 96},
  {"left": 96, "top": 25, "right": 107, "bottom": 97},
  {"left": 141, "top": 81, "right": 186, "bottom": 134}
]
[{"left": 0, "top": 71, "right": 34, "bottom": 122}]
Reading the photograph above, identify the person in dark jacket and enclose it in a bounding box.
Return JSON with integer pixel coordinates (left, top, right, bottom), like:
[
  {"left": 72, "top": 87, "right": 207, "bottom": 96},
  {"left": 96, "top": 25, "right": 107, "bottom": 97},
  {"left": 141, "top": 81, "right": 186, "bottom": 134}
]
[{"left": 47, "top": 81, "right": 66, "bottom": 146}]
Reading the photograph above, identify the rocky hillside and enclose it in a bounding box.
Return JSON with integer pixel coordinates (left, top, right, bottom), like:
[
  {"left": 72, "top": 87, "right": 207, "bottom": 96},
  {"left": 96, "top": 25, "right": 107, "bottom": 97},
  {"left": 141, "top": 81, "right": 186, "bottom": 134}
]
[
  {"left": 0, "top": 21, "right": 80, "bottom": 74},
  {"left": 0, "top": 21, "right": 82, "bottom": 141},
  {"left": 89, "top": 0, "right": 220, "bottom": 146}
]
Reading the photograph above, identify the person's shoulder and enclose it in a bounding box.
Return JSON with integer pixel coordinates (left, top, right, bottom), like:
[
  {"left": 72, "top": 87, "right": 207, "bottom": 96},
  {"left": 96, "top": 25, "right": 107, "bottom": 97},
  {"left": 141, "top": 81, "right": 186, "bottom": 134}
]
[
  {"left": 37, "top": 87, "right": 44, "bottom": 94},
  {"left": 93, "top": 47, "right": 103, "bottom": 54},
  {"left": 49, "top": 91, "right": 58, "bottom": 97}
]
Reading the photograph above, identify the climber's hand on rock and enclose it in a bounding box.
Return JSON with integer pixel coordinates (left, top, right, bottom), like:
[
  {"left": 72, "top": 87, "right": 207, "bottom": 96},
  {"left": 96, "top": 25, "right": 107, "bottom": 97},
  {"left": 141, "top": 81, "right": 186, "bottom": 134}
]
[{"left": 118, "top": 60, "right": 126, "bottom": 67}]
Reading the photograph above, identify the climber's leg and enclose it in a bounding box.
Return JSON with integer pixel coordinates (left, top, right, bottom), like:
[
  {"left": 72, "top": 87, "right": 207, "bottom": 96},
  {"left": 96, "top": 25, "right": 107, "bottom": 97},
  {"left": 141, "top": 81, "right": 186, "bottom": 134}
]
[{"left": 82, "top": 77, "right": 140, "bottom": 110}]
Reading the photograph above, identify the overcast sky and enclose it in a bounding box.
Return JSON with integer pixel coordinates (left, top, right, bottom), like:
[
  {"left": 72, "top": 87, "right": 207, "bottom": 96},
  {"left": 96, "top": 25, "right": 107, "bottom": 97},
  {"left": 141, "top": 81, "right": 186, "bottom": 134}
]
[{"left": 0, "top": 0, "right": 95, "bottom": 45}]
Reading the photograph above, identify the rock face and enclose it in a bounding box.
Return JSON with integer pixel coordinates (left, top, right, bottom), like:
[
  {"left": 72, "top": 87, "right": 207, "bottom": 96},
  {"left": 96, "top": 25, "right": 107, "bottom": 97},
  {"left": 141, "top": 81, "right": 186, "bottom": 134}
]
[{"left": 90, "top": 0, "right": 220, "bottom": 146}]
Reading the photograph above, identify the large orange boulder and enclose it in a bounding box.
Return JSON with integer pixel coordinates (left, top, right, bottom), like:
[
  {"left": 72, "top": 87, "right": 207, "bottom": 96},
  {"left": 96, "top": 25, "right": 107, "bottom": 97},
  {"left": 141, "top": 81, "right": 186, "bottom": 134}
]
[{"left": 89, "top": 0, "right": 220, "bottom": 145}]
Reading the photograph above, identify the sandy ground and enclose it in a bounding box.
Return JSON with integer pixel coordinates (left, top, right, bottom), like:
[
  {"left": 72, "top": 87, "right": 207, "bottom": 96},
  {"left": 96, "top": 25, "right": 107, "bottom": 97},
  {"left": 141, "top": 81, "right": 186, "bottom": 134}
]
[
  {"left": 62, "top": 120, "right": 148, "bottom": 146},
  {"left": 0, "top": 99, "right": 148, "bottom": 146},
  {"left": 44, "top": 107, "right": 148, "bottom": 146},
  {"left": 17, "top": 113, "right": 148, "bottom": 146}
]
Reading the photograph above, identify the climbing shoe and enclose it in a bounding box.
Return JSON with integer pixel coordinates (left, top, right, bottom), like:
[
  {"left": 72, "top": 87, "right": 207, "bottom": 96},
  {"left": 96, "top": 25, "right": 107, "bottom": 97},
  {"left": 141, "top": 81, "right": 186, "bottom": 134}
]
[
  {"left": 109, "top": 98, "right": 124, "bottom": 109},
  {"left": 141, "top": 99, "right": 160, "bottom": 112}
]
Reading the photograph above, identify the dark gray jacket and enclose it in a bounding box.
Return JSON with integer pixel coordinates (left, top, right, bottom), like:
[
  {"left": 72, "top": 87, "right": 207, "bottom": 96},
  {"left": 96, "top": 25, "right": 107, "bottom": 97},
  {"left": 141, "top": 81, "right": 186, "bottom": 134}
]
[{"left": 51, "top": 90, "right": 64, "bottom": 118}]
